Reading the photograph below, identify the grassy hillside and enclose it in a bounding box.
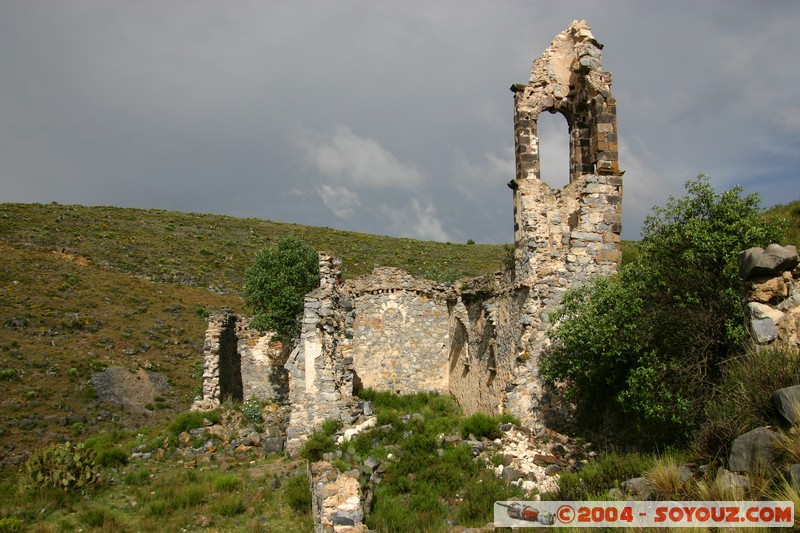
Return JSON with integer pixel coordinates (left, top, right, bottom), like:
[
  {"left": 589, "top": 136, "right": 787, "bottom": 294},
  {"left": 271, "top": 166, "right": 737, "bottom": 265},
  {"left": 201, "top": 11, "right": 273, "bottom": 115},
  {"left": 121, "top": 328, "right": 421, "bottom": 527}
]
[
  {"left": 0, "top": 203, "right": 509, "bottom": 293},
  {"left": 0, "top": 243, "right": 241, "bottom": 462},
  {"left": 762, "top": 199, "right": 800, "bottom": 249},
  {"left": 0, "top": 202, "right": 508, "bottom": 464}
]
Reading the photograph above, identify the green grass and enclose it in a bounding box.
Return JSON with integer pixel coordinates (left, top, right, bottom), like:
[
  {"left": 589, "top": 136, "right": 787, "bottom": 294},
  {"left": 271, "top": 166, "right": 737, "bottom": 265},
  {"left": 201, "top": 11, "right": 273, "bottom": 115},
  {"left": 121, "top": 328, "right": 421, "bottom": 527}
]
[
  {"left": 0, "top": 419, "right": 315, "bottom": 532},
  {"left": 0, "top": 203, "right": 509, "bottom": 288},
  {"left": 346, "top": 390, "right": 522, "bottom": 530},
  {"left": 762, "top": 199, "right": 800, "bottom": 249}
]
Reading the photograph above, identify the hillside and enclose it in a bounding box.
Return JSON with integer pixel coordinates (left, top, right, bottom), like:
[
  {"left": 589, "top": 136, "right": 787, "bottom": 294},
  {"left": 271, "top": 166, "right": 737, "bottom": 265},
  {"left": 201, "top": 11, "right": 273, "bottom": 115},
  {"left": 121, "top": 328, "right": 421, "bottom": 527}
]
[
  {"left": 0, "top": 203, "right": 509, "bottom": 292},
  {"left": 0, "top": 203, "right": 509, "bottom": 466}
]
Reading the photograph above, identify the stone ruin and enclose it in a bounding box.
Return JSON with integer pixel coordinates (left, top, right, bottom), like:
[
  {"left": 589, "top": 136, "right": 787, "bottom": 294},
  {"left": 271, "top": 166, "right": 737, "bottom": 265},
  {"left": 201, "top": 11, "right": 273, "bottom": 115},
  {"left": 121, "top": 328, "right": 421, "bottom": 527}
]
[{"left": 194, "top": 20, "right": 624, "bottom": 457}]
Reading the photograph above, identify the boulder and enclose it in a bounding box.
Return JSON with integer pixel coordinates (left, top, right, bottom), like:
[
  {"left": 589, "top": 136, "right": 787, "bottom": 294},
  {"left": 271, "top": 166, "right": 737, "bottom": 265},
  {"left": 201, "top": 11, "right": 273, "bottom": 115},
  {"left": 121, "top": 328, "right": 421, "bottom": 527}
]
[
  {"left": 716, "top": 468, "right": 749, "bottom": 499},
  {"left": 745, "top": 302, "right": 783, "bottom": 344},
  {"left": 621, "top": 477, "right": 656, "bottom": 500},
  {"left": 790, "top": 464, "right": 800, "bottom": 490},
  {"left": 773, "top": 386, "right": 800, "bottom": 426},
  {"left": 747, "top": 276, "right": 788, "bottom": 304},
  {"left": 739, "top": 244, "right": 798, "bottom": 281},
  {"left": 729, "top": 427, "right": 780, "bottom": 473}
]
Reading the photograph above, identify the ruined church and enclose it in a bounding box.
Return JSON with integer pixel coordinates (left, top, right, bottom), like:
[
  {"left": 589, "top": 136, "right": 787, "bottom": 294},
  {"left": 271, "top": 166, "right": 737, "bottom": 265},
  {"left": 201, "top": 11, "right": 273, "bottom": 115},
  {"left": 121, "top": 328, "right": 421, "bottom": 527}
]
[{"left": 195, "top": 20, "right": 624, "bottom": 454}]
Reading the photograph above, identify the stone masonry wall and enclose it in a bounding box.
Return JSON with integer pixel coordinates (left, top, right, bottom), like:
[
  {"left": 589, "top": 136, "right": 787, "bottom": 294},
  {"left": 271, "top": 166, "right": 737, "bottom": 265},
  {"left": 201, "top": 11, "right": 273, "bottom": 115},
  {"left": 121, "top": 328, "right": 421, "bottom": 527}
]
[
  {"left": 497, "top": 20, "right": 623, "bottom": 428},
  {"left": 236, "top": 316, "right": 292, "bottom": 403},
  {"left": 348, "top": 268, "right": 450, "bottom": 395},
  {"left": 193, "top": 312, "right": 290, "bottom": 410},
  {"left": 285, "top": 254, "right": 358, "bottom": 456},
  {"left": 740, "top": 244, "right": 800, "bottom": 351}
]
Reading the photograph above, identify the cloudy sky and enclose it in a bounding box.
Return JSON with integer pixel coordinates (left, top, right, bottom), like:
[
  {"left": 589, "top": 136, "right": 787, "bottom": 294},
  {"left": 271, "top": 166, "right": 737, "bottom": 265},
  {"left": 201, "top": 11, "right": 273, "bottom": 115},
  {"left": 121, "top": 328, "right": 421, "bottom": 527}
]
[{"left": 1, "top": 1, "right": 798, "bottom": 243}]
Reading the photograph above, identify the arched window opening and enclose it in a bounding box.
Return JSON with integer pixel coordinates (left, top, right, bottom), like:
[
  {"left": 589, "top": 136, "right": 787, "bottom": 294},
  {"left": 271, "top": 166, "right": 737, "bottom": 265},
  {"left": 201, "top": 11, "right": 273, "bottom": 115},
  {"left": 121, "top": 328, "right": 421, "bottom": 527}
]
[{"left": 537, "top": 112, "right": 570, "bottom": 189}]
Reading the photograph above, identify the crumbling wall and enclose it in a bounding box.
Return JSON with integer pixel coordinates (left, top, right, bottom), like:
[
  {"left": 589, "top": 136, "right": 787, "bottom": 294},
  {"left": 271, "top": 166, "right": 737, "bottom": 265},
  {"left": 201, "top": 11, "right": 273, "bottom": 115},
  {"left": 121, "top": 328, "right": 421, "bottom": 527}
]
[
  {"left": 237, "top": 316, "right": 293, "bottom": 402},
  {"left": 510, "top": 20, "right": 622, "bottom": 287},
  {"left": 348, "top": 268, "right": 450, "bottom": 395},
  {"left": 194, "top": 312, "right": 291, "bottom": 410},
  {"left": 198, "top": 311, "right": 242, "bottom": 407},
  {"left": 285, "top": 254, "right": 359, "bottom": 455},
  {"left": 740, "top": 244, "right": 800, "bottom": 350},
  {"left": 498, "top": 20, "right": 623, "bottom": 428}
]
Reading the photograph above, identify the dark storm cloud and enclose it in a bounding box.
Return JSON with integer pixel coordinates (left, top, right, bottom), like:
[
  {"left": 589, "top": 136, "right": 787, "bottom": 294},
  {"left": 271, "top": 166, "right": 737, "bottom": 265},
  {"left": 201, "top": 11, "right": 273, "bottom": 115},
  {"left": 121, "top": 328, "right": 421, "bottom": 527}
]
[{"left": 1, "top": 0, "right": 798, "bottom": 243}]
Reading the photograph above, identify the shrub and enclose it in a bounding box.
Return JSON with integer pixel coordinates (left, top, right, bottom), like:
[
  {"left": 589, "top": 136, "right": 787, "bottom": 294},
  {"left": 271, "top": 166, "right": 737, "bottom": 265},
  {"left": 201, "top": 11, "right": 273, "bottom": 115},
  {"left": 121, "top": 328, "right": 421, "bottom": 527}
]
[
  {"left": 96, "top": 448, "right": 128, "bottom": 468},
  {"left": 244, "top": 235, "right": 320, "bottom": 337},
  {"left": 321, "top": 418, "right": 342, "bottom": 436},
  {"left": 544, "top": 175, "right": 784, "bottom": 446},
  {"left": 0, "top": 517, "right": 22, "bottom": 533},
  {"left": 284, "top": 474, "right": 312, "bottom": 513},
  {"left": 215, "top": 495, "right": 245, "bottom": 517},
  {"left": 693, "top": 344, "right": 800, "bottom": 460},
  {"left": 462, "top": 412, "right": 502, "bottom": 440},
  {"left": 547, "top": 452, "right": 652, "bottom": 501},
  {"left": 457, "top": 470, "right": 520, "bottom": 526},
  {"left": 0, "top": 369, "right": 18, "bottom": 382},
  {"left": 241, "top": 398, "right": 264, "bottom": 425},
  {"left": 167, "top": 410, "right": 220, "bottom": 436},
  {"left": 299, "top": 429, "right": 336, "bottom": 462},
  {"left": 23, "top": 441, "right": 101, "bottom": 493},
  {"left": 79, "top": 506, "right": 120, "bottom": 529},
  {"left": 213, "top": 473, "right": 241, "bottom": 492}
]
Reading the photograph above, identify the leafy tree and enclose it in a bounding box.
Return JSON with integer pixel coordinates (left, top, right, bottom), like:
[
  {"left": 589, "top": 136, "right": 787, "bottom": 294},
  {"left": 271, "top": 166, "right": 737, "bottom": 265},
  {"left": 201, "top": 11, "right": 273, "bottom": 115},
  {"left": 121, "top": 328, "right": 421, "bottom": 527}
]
[
  {"left": 543, "top": 175, "right": 784, "bottom": 446},
  {"left": 244, "top": 235, "right": 320, "bottom": 337}
]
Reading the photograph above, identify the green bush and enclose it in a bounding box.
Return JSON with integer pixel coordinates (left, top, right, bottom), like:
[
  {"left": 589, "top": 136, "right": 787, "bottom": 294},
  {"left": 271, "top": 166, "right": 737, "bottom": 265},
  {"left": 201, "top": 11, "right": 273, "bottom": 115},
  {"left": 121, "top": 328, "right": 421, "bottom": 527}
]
[
  {"left": 694, "top": 344, "right": 800, "bottom": 460},
  {"left": 543, "top": 175, "right": 784, "bottom": 446},
  {"left": 299, "top": 429, "right": 336, "bottom": 462},
  {"left": 0, "top": 517, "right": 22, "bottom": 533},
  {"left": 457, "top": 470, "right": 520, "bottom": 526},
  {"left": 241, "top": 398, "right": 264, "bottom": 425},
  {"left": 546, "top": 452, "right": 653, "bottom": 501},
  {"left": 0, "top": 369, "right": 18, "bottom": 382},
  {"left": 321, "top": 418, "right": 343, "bottom": 436},
  {"left": 284, "top": 474, "right": 312, "bottom": 513},
  {"left": 213, "top": 473, "right": 241, "bottom": 492},
  {"left": 79, "top": 506, "right": 120, "bottom": 529},
  {"left": 95, "top": 448, "right": 128, "bottom": 468},
  {"left": 167, "top": 410, "right": 220, "bottom": 436},
  {"left": 23, "top": 441, "right": 101, "bottom": 493},
  {"left": 462, "top": 412, "right": 502, "bottom": 440},
  {"left": 244, "top": 235, "right": 320, "bottom": 337},
  {"left": 215, "top": 495, "right": 245, "bottom": 517}
]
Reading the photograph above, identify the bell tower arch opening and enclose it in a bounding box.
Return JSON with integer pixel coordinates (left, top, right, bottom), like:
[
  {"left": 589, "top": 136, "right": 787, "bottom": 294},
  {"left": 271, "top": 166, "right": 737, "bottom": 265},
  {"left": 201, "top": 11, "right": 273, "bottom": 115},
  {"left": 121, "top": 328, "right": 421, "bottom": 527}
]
[{"left": 536, "top": 111, "right": 571, "bottom": 190}]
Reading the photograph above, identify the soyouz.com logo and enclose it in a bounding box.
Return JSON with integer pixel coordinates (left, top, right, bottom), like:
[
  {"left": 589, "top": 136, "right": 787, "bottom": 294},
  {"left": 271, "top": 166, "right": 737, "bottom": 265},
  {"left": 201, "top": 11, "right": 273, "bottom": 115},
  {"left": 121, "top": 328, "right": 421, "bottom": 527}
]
[{"left": 494, "top": 501, "right": 794, "bottom": 528}]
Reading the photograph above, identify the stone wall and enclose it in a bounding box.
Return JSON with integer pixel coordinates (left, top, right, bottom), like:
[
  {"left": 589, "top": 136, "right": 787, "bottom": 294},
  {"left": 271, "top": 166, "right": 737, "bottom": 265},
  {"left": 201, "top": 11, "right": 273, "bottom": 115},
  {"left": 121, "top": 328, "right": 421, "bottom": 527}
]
[
  {"left": 308, "top": 461, "right": 365, "bottom": 532},
  {"left": 740, "top": 244, "right": 800, "bottom": 350},
  {"left": 193, "top": 311, "right": 291, "bottom": 410},
  {"left": 285, "top": 254, "right": 358, "bottom": 455},
  {"left": 348, "top": 268, "right": 450, "bottom": 395}
]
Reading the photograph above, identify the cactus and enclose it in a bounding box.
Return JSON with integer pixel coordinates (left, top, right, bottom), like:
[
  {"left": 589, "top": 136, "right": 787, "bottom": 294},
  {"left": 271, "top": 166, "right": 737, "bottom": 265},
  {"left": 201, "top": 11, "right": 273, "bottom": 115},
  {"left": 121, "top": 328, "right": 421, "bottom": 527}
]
[{"left": 23, "top": 441, "right": 101, "bottom": 493}]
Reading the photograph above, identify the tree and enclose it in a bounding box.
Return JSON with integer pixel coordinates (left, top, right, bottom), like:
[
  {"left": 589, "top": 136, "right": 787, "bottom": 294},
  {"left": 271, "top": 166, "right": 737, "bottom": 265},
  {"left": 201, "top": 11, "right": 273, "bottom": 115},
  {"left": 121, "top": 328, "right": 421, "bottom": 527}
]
[
  {"left": 243, "top": 235, "right": 320, "bottom": 338},
  {"left": 542, "top": 175, "right": 784, "bottom": 446}
]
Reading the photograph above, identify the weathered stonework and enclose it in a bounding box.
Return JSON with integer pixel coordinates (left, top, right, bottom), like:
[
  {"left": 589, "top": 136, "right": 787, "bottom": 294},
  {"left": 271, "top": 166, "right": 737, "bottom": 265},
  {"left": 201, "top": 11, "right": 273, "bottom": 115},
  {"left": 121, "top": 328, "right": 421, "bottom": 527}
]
[
  {"left": 198, "top": 20, "right": 624, "bottom": 453},
  {"left": 193, "top": 311, "right": 292, "bottom": 411},
  {"left": 308, "top": 461, "right": 366, "bottom": 532},
  {"left": 348, "top": 268, "right": 451, "bottom": 394},
  {"left": 740, "top": 244, "right": 800, "bottom": 350}
]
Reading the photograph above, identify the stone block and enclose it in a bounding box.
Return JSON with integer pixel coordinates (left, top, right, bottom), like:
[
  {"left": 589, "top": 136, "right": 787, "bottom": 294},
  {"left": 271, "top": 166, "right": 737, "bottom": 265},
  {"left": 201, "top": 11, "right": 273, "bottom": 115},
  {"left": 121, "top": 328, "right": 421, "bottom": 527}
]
[
  {"left": 716, "top": 468, "right": 749, "bottom": 499},
  {"left": 773, "top": 385, "right": 800, "bottom": 426},
  {"left": 729, "top": 427, "right": 779, "bottom": 473},
  {"left": 739, "top": 244, "right": 799, "bottom": 280},
  {"left": 745, "top": 302, "right": 782, "bottom": 344}
]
